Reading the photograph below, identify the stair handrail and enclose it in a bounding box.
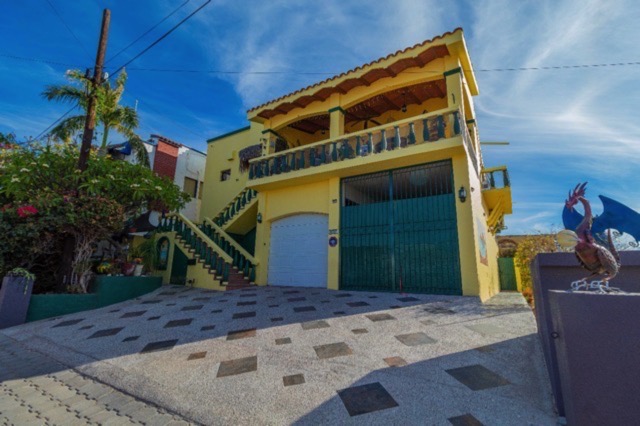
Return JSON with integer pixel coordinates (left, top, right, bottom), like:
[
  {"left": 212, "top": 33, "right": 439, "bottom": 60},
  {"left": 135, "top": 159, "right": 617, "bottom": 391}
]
[
  {"left": 202, "top": 217, "right": 258, "bottom": 265},
  {"left": 165, "top": 212, "right": 233, "bottom": 264},
  {"left": 213, "top": 188, "right": 258, "bottom": 222}
]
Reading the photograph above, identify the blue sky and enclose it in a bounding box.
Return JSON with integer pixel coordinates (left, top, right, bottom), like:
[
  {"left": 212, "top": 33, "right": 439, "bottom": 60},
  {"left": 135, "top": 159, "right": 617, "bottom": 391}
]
[{"left": 1, "top": 0, "right": 639, "bottom": 235}]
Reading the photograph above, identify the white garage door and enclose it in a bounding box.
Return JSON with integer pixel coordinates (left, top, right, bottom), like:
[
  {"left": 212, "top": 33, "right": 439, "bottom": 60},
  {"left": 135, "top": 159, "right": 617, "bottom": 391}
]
[{"left": 268, "top": 214, "right": 328, "bottom": 287}]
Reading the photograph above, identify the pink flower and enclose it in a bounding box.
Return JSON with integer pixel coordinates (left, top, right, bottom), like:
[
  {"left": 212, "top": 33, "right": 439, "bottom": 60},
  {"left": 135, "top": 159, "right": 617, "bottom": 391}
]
[{"left": 17, "top": 205, "right": 38, "bottom": 218}]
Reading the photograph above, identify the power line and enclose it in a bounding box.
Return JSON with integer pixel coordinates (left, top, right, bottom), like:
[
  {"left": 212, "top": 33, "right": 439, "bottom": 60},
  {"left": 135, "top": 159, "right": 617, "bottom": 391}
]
[
  {"left": 110, "top": 0, "right": 211, "bottom": 77},
  {"left": 45, "top": 0, "right": 93, "bottom": 62},
  {"left": 117, "top": 60, "right": 640, "bottom": 75},
  {"left": 33, "top": 104, "right": 80, "bottom": 141},
  {"left": 106, "top": 0, "right": 190, "bottom": 64},
  {"left": 0, "top": 53, "right": 85, "bottom": 68}
]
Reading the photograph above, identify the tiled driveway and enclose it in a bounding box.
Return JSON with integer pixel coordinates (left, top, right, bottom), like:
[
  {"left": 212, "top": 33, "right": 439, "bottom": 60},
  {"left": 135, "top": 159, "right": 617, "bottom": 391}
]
[{"left": 1, "top": 286, "right": 556, "bottom": 425}]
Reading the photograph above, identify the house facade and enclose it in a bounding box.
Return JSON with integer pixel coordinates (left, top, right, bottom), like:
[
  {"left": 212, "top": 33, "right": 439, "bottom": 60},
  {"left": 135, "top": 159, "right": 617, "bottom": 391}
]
[
  {"left": 111, "top": 134, "right": 206, "bottom": 223},
  {"left": 157, "top": 28, "right": 512, "bottom": 301}
]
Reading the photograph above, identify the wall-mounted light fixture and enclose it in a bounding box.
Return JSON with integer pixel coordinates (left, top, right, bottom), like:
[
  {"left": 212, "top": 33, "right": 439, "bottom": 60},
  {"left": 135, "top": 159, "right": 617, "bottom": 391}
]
[
  {"left": 458, "top": 186, "right": 467, "bottom": 203},
  {"left": 257, "top": 213, "right": 263, "bottom": 223}
]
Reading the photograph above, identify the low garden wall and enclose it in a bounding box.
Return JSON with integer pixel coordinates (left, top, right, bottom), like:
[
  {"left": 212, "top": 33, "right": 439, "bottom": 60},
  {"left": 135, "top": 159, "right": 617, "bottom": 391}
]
[{"left": 26, "top": 276, "right": 162, "bottom": 322}]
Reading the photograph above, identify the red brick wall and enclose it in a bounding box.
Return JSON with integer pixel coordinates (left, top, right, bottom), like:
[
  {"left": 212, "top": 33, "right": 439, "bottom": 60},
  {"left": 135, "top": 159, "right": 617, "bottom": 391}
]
[{"left": 153, "top": 140, "right": 179, "bottom": 180}]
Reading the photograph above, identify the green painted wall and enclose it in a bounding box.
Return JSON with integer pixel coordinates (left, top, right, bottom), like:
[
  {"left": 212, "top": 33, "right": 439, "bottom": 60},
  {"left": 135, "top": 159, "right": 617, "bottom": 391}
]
[{"left": 26, "top": 276, "right": 162, "bottom": 322}]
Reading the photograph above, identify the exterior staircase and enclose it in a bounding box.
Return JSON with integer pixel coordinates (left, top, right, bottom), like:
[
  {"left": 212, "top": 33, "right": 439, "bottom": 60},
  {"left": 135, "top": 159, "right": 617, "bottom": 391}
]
[
  {"left": 157, "top": 213, "right": 257, "bottom": 290},
  {"left": 212, "top": 188, "right": 258, "bottom": 232}
]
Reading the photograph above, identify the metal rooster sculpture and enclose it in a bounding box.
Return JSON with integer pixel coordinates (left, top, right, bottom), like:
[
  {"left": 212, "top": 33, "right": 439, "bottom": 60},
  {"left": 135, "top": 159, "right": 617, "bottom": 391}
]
[{"left": 557, "top": 183, "right": 621, "bottom": 290}]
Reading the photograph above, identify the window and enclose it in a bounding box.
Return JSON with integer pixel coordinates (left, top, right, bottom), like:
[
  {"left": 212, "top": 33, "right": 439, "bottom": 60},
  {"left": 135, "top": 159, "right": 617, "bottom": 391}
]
[
  {"left": 221, "top": 169, "right": 231, "bottom": 181},
  {"left": 183, "top": 177, "right": 198, "bottom": 198},
  {"left": 197, "top": 181, "right": 204, "bottom": 200}
]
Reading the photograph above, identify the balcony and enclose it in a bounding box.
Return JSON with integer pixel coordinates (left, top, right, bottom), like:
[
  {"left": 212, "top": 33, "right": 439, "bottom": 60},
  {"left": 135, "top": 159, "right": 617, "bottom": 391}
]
[
  {"left": 247, "top": 108, "right": 478, "bottom": 191},
  {"left": 481, "top": 166, "right": 512, "bottom": 233}
]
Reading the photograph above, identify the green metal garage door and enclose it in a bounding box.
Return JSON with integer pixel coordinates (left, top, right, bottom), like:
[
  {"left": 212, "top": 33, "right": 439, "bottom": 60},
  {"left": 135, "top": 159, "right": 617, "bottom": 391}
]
[{"left": 340, "top": 160, "right": 462, "bottom": 295}]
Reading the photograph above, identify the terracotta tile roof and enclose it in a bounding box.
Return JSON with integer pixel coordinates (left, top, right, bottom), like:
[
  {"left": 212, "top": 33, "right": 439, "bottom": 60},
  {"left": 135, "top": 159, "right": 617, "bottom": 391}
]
[{"left": 248, "top": 27, "right": 463, "bottom": 118}]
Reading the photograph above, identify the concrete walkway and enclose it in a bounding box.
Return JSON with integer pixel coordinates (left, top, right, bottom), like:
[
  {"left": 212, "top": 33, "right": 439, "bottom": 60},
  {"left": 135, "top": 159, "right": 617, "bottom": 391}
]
[{"left": 1, "top": 286, "right": 556, "bottom": 425}]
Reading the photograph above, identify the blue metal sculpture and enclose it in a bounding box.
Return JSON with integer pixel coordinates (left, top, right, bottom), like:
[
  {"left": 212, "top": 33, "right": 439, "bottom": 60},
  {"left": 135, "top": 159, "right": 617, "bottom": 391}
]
[{"left": 558, "top": 183, "right": 622, "bottom": 288}]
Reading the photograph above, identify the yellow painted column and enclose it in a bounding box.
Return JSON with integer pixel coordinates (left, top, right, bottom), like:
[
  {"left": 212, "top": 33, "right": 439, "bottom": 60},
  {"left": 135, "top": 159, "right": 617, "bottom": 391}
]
[
  {"left": 329, "top": 107, "right": 345, "bottom": 139},
  {"left": 254, "top": 192, "right": 269, "bottom": 286},
  {"left": 452, "top": 155, "right": 480, "bottom": 296},
  {"left": 327, "top": 177, "right": 341, "bottom": 290}
]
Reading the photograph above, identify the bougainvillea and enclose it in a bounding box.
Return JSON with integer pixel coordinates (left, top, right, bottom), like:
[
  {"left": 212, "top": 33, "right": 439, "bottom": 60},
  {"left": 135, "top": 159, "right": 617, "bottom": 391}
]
[{"left": 0, "top": 142, "right": 190, "bottom": 292}]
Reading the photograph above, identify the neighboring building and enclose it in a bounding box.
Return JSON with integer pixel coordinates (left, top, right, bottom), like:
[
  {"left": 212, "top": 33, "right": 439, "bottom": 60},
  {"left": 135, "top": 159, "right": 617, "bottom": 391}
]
[
  {"left": 158, "top": 28, "right": 513, "bottom": 300},
  {"left": 110, "top": 134, "right": 207, "bottom": 223}
]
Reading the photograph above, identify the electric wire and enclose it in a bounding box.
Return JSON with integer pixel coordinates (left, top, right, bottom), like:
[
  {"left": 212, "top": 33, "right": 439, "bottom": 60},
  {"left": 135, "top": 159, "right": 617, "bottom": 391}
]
[
  {"left": 109, "top": 0, "right": 211, "bottom": 77},
  {"left": 33, "top": 103, "right": 80, "bottom": 141},
  {"left": 106, "top": 0, "right": 191, "bottom": 64},
  {"left": 45, "top": 0, "right": 93, "bottom": 62}
]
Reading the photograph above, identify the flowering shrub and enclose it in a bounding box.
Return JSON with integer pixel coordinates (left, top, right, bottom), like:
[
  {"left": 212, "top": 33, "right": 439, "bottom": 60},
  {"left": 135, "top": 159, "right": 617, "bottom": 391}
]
[{"left": 0, "top": 142, "right": 190, "bottom": 292}]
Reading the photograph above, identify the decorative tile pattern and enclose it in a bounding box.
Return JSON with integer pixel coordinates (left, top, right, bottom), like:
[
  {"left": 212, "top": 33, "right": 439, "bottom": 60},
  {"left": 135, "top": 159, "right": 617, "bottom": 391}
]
[
  {"left": 227, "top": 328, "right": 256, "bottom": 340},
  {"left": 424, "top": 306, "right": 455, "bottom": 315},
  {"left": 397, "top": 296, "right": 420, "bottom": 302},
  {"left": 445, "top": 365, "right": 510, "bottom": 391},
  {"left": 347, "top": 302, "right": 370, "bottom": 308},
  {"left": 395, "top": 332, "right": 436, "bottom": 346},
  {"left": 181, "top": 305, "right": 204, "bottom": 311},
  {"left": 275, "top": 338, "right": 291, "bottom": 345},
  {"left": 301, "top": 320, "right": 330, "bottom": 330},
  {"left": 232, "top": 311, "right": 256, "bottom": 319},
  {"left": 448, "top": 413, "right": 485, "bottom": 426},
  {"left": 88, "top": 327, "right": 124, "bottom": 339},
  {"left": 53, "top": 319, "right": 84, "bottom": 328},
  {"left": 201, "top": 325, "right": 216, "bottom": 331},
  {"left": 352, "top": 329, "right": 368, "bottom": 334},
  {"left": 79, "top": 325, "right": 94, "bottom": 330},
  {"left": 147, "top": 316, "right": 161, "bottom": 321},
  {"left": 283, "top": 290, "right": 300, "bottom": 294},
  {"left": 337, "top": 382, "right": 399, "bottom": 417},
  {"left": 366, "top": 313, "right": 396, "bottom": 322},
  {"left": 384, "top": 356, "right": 407, "bottom": 367},
  {"left": 237, "top": 301, "right": 257, "bottom": 306},
  {"left": 287, "top": 297, "right": 306, "bottom": 302},
  {"left": 192, "top": 297, "right": 211, "bottom": 302},
  {"left": 187, "top": 352, "right": 207, "bottom": 361},
  {"left": 465, "top": 324, "right": 504, "bottom": 336},
  {"left": 314, "top": 342, "right": 352, "bottom": 359},
  {"left": 141, "top": 300, "right": 162, "bottom": 304},
  {"left": 158, "top": 291, "right": 177, "bottom": 296},
  {"left": 120, "top": 311, "right": 146, "bottom": 319},
  {"left": 334, "top": 294, "right": 352, "bottom": 298},
  {"left": 271, "top": 317, "right": 283, "bottom": 322},
  {"left": 140, "top": 339, "right": 179, "bottom": 354},
  {"left": 164, "top": 319, "right": 193, "bottom": 328},
  {"left": 211, "top": 309, "right": 223, "bottom": 313},
  {"left": 268, "top": 305, "right": 279, "bottom": 308},
  {"left": 122, "top": 336, "right": 140, "bottom": 342},
  {"left": 333, "top": 311, "right": 346, "bottom": 315},
  {"left": 108, "top": 309, "right": 120, "bottom": 313},
  {"left": 217, "top": 355, "right": 258, "bottom": 378},
  {"left": 475, "top": 345, "right": 496, "bottom": 354},
  {"left": 239, "top": 294, "right": 257, "bottom": 298},
  {"left": 293, "top": 306, "right": 316, "bottom": 313},
  {"left": 421, "top": 319, "right": 436, "bottom": 326},
  {"left": 283, "top": 374, "right": 305, "bottom": 387}
]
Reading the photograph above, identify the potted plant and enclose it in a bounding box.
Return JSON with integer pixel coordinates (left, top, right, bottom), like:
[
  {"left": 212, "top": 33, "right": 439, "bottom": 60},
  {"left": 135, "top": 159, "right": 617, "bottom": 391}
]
[{"left": 0, "top": 268, "right": 36, "bottom": 329}]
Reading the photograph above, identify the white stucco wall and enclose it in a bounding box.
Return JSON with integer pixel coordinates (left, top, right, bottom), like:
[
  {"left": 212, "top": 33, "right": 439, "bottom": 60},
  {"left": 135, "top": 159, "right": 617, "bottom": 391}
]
[{"left": 175, "top": 146, "right": 207, "bottom": 222}]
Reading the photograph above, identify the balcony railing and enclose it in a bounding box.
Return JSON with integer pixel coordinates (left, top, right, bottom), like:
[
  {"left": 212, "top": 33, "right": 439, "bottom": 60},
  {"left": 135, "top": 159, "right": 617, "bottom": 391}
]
[
  {"left": 248, "top": 108, "right": 470, "bottom": 180},
  {"left": 481, "top": 166, "right": 510, "bottom": 190}
]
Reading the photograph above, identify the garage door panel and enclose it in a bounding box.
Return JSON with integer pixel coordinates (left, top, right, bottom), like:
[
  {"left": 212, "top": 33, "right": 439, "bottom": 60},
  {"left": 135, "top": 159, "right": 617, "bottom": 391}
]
[{"left": 268, "top": 214, "right": 328, "bottom": 287}]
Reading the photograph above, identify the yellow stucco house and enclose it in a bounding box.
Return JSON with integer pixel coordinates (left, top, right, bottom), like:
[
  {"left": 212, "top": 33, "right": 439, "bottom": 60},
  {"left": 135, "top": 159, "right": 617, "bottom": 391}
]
[{"left": 157, "top": 28, "right": 512, "bottom": 301}]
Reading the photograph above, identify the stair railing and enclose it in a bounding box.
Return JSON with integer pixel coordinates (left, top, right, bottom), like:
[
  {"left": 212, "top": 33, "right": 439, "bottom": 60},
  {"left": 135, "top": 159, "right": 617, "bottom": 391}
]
[
  {"left": 201, "top": 218, "right": 257, "bottom": 282},
  {"left": 213, "top": 188, "right": 258, "bottom": 227}
]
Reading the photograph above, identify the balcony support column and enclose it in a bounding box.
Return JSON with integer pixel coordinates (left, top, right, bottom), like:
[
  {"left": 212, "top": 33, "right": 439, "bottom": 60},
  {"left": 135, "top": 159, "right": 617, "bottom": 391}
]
[{"left": 328, "top": 106, "right": 345, "bottom": 139}]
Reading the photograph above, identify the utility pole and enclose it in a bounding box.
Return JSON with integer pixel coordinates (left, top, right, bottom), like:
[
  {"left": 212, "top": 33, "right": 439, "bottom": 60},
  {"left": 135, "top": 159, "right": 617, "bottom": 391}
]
[{"left": 77, "top": 9, "right": 110, "bottom": 171}]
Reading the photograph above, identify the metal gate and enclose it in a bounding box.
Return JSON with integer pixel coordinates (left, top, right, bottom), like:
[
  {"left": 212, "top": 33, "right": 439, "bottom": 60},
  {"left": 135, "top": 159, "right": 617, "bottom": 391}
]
[{"left": 340, "top": 160, "right": 462, "bottom": 294}]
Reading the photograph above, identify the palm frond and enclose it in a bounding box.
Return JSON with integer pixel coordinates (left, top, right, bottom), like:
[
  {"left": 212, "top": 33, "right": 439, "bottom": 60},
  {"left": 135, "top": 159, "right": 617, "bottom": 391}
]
[
  {"left": 129, "top": 136, "right": 150, "bottom": 167},
  {"left": 49, "top": 115, "right": 86, "bottom": 142},
  {"left": 42, "top": 85, "right": 87, "bottom": 106}
]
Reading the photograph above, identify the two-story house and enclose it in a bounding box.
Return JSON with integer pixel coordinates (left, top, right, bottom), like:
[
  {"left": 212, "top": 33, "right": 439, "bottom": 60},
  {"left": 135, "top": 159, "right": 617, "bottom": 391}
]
[{"left": 157, "top": 28, "right": 512, "bottom": 300}]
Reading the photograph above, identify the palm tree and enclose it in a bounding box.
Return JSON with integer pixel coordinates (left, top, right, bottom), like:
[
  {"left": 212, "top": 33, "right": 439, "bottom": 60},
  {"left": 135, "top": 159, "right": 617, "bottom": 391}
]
[{"left": 42, "top": 70, "right": 149, "bottom": 166}]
